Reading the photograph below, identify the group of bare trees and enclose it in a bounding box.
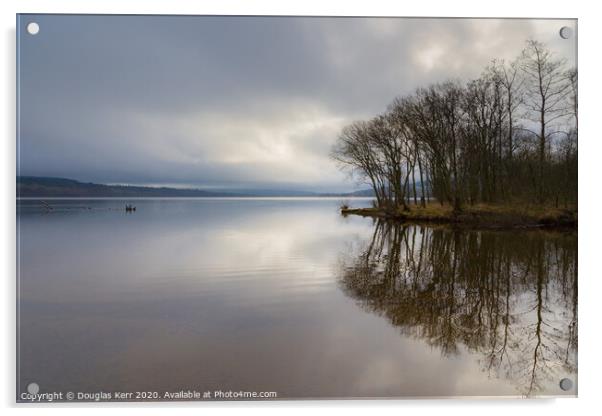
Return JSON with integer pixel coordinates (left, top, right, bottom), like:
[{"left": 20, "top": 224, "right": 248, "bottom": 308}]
[{"left": 332, "top": 40, "right": 577, "bottom": 210}]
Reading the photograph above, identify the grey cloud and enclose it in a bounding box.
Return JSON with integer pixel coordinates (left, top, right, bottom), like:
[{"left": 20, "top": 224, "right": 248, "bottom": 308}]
[{"left": 18, "top": 15, "right": 577, "bottom": 191}]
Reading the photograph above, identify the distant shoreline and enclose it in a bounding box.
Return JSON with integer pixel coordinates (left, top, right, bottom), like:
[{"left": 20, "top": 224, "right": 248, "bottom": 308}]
[
  {"left": 17, "top": 196, "right": 374, "bottom": 200},
  {"left": 16, "top": 176, "right": 374, "bottom": 199}
]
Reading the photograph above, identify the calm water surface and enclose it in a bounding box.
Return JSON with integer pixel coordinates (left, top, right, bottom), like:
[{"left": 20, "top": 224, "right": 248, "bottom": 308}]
[{"left": 17, "top": 198, "right": 577, "bottom": 399}]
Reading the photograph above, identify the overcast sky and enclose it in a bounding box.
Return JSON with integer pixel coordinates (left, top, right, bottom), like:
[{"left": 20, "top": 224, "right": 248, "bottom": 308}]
[{"left": 18, "top": 15, "right": 576, "bottom": 192}]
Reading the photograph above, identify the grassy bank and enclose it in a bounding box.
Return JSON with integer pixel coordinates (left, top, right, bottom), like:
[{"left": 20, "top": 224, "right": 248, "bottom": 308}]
[{"left": 340, "top": 203, "right": 577, "bottom": 229}]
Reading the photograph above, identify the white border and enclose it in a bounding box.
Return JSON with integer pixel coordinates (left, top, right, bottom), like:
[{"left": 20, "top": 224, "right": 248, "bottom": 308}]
[{"left": 3, "top": 1, "right": 600, "bottom": 415}]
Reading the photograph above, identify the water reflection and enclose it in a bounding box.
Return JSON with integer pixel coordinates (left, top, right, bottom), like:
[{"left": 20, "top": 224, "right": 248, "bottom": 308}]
[
  {"left": 17, "top": 199, "right": 577, "bottom": 399},
  {"left": 337, "top": 221, "right": 577, "bottom": 396}
]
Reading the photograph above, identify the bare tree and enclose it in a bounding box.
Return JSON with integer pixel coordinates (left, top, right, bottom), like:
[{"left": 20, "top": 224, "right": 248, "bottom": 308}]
[
  {"left": 520, "top": 40, "right": 572, "bottom": 203},
  {"left": 331, "top": 121, "right": 387, "bottom": 207}
]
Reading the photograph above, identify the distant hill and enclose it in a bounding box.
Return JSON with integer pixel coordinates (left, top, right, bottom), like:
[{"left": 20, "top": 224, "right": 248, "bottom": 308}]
[
  {"left": 341, "top": 189, "right": 375, "bottom": 197},
  {"left": 17, "top": 177, "right": 245, "bottom": 198},
  {"left": 17, "top": 176, "right": 374, "bottom": 198}
]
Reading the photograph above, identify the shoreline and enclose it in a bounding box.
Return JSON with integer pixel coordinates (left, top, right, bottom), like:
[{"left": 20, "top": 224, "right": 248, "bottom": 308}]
[{"left": 341, "top": 204, "right": 578, "bottom": 230}]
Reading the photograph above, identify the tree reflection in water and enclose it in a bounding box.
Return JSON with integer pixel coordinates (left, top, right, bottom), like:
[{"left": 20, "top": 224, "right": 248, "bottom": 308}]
[{"left": 337, "top": 221, "right": 577, "bottom": 396}]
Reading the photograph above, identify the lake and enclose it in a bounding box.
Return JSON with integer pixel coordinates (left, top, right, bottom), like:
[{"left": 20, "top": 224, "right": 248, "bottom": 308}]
[{"left": 17, "top": 198, "right": 577, "bottom": 400}]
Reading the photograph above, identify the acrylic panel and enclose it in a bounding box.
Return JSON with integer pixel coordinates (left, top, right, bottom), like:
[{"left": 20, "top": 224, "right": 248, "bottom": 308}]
[{"left": 16, "top": 14, "right": 577, "bottom": 402}]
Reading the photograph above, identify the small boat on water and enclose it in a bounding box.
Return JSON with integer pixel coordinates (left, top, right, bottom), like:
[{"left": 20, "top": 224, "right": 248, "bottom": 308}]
[{"left": 125, "top": 204, "right": 136, "bottom": 212}]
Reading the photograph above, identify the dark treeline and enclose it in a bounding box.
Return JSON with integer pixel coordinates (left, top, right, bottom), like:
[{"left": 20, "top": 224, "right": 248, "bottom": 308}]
[
  {"left": 337, "top": 222, "right": 577, "bottom": 396},
  {"left": 332, "top": 40, "right": 577, "bottom": 211}
]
